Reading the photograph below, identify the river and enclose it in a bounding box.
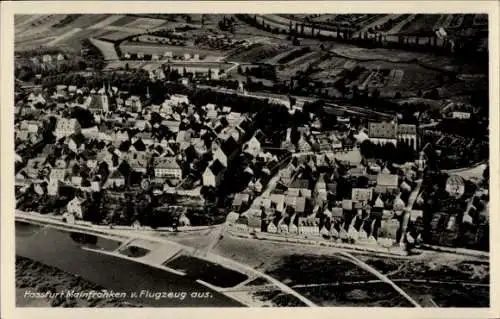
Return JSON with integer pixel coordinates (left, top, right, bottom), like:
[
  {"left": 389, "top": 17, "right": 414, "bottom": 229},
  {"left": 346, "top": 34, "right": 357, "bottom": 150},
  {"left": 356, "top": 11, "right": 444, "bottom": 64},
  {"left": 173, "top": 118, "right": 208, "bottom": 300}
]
[{"left": 16, "top": 221, "right": 244, "bottom": 307}]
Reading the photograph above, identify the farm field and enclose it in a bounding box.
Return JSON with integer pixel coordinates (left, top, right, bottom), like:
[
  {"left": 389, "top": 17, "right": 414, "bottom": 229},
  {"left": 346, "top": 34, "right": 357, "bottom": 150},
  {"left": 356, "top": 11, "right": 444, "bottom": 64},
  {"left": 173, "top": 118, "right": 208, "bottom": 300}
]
[
  {"left": 275, "top": 50, "right": 326, "bottom": 79},
  {"left": 398, "top": 14, "right": 442, "bottom": 35},
  {"left": 286, "top": 50, "right": 323, "bottom": 68},
  {"left": 331, "top": 47, "right": 421, "bottom": 63},
  {"left": 226, "top": 43, "right": 289, "bottom": 63},
  {"left": 265, "top": 47, "right": 308, "bottom": 65},
  {"left": 104, "top": 60, "right": 150, "bottom": 70},
  {"left": 89, "top": 38, "right": 119, "bottom": 60},
  {"left": 88, "top": 15, "right": 126, "bottom": 29},
  {"left": 125, "top": 17, "right": 167, "bottom": 30},
  {"left": 382, "top": 14, "right": 416, "bottom": 35},
  {"left": 46, "top": 28, "right": 83, "bottom": 47},
  {"left": 61, "top": 14, "right": 112, "bottom": 29},
  {"left": 108, "top": 15, "right": 139, "bottom": 27}
]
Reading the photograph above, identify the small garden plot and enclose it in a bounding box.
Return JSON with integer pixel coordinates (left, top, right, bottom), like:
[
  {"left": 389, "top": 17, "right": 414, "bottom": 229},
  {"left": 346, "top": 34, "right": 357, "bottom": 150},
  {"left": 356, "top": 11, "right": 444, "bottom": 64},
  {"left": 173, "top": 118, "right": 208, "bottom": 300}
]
[
  {"left": 141, "top": 62, "right": 164, "bottom": 71},
  {"left": 343, "top": 60, "right": 357, "bottom": 69},
  {"left": 386, "top": 69, "right": 404, "bottom": 87},
  {"left": 316, "top": 56, "right": 347, "bottom": 70},
  {"left": 286, "top": 50, "right": 322, "bottom": 68},
  {"left": 398, "top": 69, "right": 441, "bottom": 91},
  {"left": 277, "top": 47, "right": 311, "bottom": 64},
  {"left": 164, "top": 255, "right": 248, "bottom": 288}
]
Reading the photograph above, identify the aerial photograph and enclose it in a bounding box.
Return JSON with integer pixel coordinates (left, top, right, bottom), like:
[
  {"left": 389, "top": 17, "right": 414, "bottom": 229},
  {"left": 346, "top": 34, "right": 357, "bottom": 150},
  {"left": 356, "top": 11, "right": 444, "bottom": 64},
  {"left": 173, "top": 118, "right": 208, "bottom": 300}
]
[{"left": 14, "top": 13, "right": 489, "bottom": 308}]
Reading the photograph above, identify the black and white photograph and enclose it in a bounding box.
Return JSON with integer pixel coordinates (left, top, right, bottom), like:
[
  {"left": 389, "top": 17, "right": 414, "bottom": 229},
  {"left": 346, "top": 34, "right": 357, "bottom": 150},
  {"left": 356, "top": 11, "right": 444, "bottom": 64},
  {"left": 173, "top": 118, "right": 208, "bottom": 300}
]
[{"left": 3, "top": 1, "right": 498, "bottom": 314}]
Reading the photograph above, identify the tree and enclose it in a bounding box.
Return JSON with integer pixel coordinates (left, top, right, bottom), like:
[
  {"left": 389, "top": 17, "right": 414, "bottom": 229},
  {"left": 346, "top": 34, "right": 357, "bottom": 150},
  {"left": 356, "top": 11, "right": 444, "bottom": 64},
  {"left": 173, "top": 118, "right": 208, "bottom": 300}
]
[
  {"left": 200, "top": 185, "right": 216, "bottom": 203},
  {"left": 381, "top": 142, "right": 397, "bottom": 162},
  {"left": 360, "top": 140, "right": 376, "bottom": 159}
]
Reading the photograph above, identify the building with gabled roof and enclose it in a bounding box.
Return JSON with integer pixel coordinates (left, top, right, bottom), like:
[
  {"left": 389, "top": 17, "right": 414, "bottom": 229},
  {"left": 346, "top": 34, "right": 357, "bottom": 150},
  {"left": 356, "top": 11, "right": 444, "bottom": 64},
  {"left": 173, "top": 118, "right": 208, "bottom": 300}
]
[
  {"left": 104, "top": 169, "right": 126, "bottom": 188},
  {"left": 202, "top": 159, "right": 226, "bottom": 187},
  {"left": 375, "top": 173, "right": 399, "bottom": 193},
  {"left": 55, "top": 118, "right": 81, "bottom": 140},
  {"left": 154, "top": 157, "right": 182, "bottom": 180}
]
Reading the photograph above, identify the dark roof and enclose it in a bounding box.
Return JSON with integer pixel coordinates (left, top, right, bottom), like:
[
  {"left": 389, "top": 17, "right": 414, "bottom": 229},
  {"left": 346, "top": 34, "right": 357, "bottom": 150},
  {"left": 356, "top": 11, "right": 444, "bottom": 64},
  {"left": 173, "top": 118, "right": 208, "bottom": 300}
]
[
  {"left": 398, "top": 124, "right": 417, "bottom": 135},
  {"left": 210, "top": 160, "right": 225, "bottom": 176},
  {"left": 69, "top": 133, "right": 86, "bottom": 146},
  {"left": 219, "top": 117, "right": 229, "bottom": 128},
  {"left": 326, "top": 182, "right": 337, "bottom": 194},
  {"left": 42, "top": 144, "right": 56, "bottom": 156},
  {"left": 119, "top": 140, "right": 132, "bottom": 152},
  {"left": 221, "top": 136, "right": 238, "bottom": 156},
  {"left": 108, "top": 170, "right": 124, "bottom": 179},
  {"left": 133, "top": 139, "right": 146, "bottom": 151},
  {"left": 254, "top": 130, "right": 266, "bottom": 142},
  {"left": 368, "top": 122, "right": 397, "bottom": 139},
  {"left": 289, "top": 178, "right": 310, "bottom": 189}
]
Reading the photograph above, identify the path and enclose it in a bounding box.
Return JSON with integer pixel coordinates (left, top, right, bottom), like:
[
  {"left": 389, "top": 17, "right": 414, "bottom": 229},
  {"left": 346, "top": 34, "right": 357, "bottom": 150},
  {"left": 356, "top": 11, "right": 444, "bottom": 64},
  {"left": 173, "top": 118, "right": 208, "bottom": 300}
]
[{"left": 337, "top": 251, "right": 422, "bottom": 307}]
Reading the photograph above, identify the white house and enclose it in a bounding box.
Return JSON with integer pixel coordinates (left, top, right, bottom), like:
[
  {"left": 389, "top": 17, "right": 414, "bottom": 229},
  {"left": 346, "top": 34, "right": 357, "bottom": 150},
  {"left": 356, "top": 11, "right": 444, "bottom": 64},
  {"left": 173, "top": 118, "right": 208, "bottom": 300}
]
[
  {"left": 213, "top": 146, "right": 228, "bottom": 167},
  {"left": 154, "top": 157, "right": 182, "bottom": 180},
  {"left": 243, "top": 136, "right": 261, "bottom": 157},
  {"left": 67, "top": 196, "right": 84, "bottom": 219},
  {"left": 49, "top": 168, "right": 67, "bottom": 182},
  {"left": 55, "top": 118, "right": 81, "bottom": 139},
  {"left": 452, "top": 111, "right": 471, "bottom": 120},
  {"left": 104, "top": 170, "right": 126, "bottom": 188},
  {"left": 351, "top": 188, "right": 373, "bottom": 203},
  {"left": 202, "top": 160, "right": 225, "bottom": 187},
  {"left": 298, "top": 217, "right": 320, "bottom": 236}
]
